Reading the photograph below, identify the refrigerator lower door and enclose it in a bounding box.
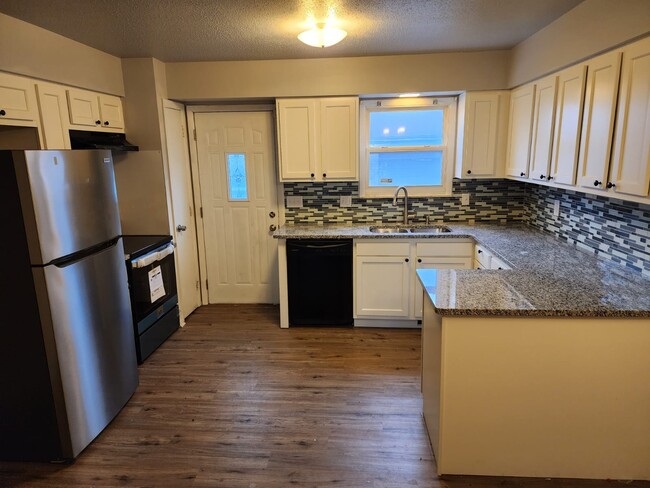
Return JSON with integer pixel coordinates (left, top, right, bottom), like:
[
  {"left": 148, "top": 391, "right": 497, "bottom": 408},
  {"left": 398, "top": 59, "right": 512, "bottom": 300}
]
[
  {"left": 38, "top": 238, "right": 138, "bottom": 458},
  {"left": 17, "top": 150, "right": 122, "bottom": 265}
]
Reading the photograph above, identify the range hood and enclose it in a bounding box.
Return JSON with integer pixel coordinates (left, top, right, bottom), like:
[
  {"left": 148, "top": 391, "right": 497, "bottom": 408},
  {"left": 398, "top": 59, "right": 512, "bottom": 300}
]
[{"left": 69, "top": 130, "right": 139, "bottom": 152}]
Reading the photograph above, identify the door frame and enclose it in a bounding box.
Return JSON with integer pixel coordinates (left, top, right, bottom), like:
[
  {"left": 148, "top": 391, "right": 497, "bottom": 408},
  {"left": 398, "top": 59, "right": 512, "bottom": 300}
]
[{"left": 186, "top": 104, "right": 284, "bottom": 305}]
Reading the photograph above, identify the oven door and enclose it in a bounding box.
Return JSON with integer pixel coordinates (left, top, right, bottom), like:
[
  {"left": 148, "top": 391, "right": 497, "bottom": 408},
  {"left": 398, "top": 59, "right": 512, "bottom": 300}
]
[{"left": 129, "top": 243, "right": 178, "bottom": 322}]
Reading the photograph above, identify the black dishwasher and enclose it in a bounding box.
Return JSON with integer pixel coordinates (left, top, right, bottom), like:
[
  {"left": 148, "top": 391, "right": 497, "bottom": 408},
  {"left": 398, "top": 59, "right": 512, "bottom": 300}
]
[{"left": 287, "top": 239, "right": 353, "bottom": 326}]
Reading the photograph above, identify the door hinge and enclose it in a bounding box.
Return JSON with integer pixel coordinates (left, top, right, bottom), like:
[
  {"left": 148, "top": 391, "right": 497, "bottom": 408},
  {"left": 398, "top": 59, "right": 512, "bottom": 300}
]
[
  {"left": 181, "top": 125, "right": 186, "bottom": 139},
  {"left": 200, "top": 207, "right": 204, "bottom": 218},
  {"left": 193, "top": 129, "right": 197, "bottom": 141},
  {"left": 196, "top": 280, "right": 199, "bottom": 289},
  {"left": 205, "top": 280, "right": 209, "bottom": 290}
]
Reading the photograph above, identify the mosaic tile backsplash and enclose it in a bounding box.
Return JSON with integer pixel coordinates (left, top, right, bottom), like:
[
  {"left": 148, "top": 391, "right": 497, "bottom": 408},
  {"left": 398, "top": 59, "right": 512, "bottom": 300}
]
[
  {"left": 523, "top": 184, "right": 650, "bottom": 276},
  {"left": 283, "top": 179, "right": 650, "bottom": 277},
  {"left": 283, "top": 179, "right": 527, "bottom": 225}
]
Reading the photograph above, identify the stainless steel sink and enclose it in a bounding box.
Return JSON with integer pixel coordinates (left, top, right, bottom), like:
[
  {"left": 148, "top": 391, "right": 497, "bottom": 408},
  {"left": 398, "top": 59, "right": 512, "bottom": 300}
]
[{"left": 368, "top": 225, "right": 452, "bottom": 234}]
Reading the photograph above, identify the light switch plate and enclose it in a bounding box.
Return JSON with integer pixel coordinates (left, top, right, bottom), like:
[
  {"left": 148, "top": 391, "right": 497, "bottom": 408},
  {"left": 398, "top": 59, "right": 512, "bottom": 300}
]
[
  {"left": 553, "top": 200, "right": 560, "bottom": 219},
  {"left": 340, "top": 195, "right": 352, "bottom": 207},
  {"left": 461, "top": 193, "right": 470, "bottom": 206},
  {"left": 286, "top": 196, "right": 303, "bottom": 208}
]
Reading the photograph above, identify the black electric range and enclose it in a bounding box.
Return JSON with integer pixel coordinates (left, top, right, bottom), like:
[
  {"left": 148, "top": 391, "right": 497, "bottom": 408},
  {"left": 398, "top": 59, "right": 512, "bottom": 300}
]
[{"left": 123, "top": 235, "right": 179, "bottom": 364}]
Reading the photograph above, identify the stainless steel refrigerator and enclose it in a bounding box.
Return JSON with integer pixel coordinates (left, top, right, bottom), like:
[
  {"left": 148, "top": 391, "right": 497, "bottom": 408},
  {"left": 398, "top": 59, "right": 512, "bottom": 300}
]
[{"left": 0, "top": 150, "right": 138, "bottom": 461}]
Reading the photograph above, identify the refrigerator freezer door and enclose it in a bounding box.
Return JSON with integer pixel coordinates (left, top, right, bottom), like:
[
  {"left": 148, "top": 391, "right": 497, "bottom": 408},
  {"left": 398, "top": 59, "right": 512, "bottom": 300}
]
[
  {"left": 39, "top": 238, "right": 138, "bottom": 458},
  {"left": 18, "top": 150, "right": 122, "bottom": 265}
]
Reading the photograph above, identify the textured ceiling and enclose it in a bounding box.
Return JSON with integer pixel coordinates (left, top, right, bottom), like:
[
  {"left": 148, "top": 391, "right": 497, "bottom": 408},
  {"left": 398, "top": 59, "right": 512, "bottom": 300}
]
[{"left": 0, "top": 0, "right": 584, "bottom": 62}]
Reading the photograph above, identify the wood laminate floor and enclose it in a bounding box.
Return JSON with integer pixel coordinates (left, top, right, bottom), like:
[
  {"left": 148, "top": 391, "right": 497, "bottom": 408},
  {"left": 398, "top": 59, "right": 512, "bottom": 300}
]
[{"left": 1, "top": 305, "right": 648, "bottom": 488}]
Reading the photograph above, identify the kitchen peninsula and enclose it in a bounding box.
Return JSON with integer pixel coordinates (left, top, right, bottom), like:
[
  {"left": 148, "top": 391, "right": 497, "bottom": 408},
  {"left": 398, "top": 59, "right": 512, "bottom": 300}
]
[{"left": 275, "top": 223, "right": 650, "bottom": 480}]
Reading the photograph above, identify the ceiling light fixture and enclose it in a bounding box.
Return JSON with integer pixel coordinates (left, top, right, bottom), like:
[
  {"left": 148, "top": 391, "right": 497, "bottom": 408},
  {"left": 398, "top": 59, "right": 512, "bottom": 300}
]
[
  {"left": 399, "top": 93, "right": 421, "bottom": 98},
  {"left": 298, "top": 22, "right": 347, "bottom": 48}
]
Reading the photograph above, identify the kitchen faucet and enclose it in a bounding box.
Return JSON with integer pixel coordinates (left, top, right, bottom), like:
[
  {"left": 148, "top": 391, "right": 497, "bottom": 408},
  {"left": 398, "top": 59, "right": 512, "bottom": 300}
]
[{"left": 393, "top": 186, "right": 409, "bottom": 224}]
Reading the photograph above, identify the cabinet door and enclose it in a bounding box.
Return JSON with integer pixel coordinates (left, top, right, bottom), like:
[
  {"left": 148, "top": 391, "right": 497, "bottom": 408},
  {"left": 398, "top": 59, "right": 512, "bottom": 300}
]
[
  {"left": 460, "top": 92, "right": 501, "bottom": 177},
  {"left": 550, "top": 64, "right": 587, "bottom": 186},
  {"left": 67, "top": 88, "right": 101, "bottom": 128},
  {"left": 320, "top": 97, "right": 358, "bottom": 180},
  {"left": 609, "top": 37, "right": 650, "bottom": 197},
  {"left": 576, "top": 51, "right": 622, "bottom": 191},
  {"left": 505, "top": 83, "right": 536, "bottom": 178},
  {"left": 277, "top": 99, "right": 318, "bottom": 180},
  {"left": 98, "top": 94, "right": 124, "bottom": 130},
  {"left": 0, "top": 72, "right": 39, "bottom": 123},
  {"left": 36, "top": 83, "right": 71, "bottom": 149},
  {"left": 414, "top": 257, "right": 472, "bottom": 319},
  {"left": 529, "top": 75, "right": 558, "bottom": 182},
  {"left": 355, "top": 256, "right": 410, "bottom": 318}
]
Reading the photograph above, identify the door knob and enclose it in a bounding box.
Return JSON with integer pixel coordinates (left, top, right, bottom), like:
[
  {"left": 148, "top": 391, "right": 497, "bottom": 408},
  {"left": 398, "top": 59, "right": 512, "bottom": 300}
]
[
  {"left": 269, "top": 224, "right": 277, "bottom": 232},
  {"left": 176, "top": 225, "right": 187, "bottom": 232},
  {"left": 269, "top": 211, "right": 276, "bottom": 218}
]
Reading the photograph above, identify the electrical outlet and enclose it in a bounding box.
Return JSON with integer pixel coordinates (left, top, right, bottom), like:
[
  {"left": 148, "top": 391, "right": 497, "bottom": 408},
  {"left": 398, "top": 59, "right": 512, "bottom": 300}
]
[
  {"left": 553, "top": 200, "right": 560, "bottom": 219},
  {"left": 286, "top": 196, "right": 303, "bottom": 208},
  {"left": 461, "top": 193, "right": 470, "bottom": 206},
  {"left": 340, "top": 195, "right": 352, "bottom": 207}
]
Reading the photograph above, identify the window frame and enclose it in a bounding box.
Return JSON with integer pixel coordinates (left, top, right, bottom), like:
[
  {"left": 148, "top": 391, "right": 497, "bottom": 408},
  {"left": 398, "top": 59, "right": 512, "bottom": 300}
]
[{"left": 359, "top": 96, "right": 457, "bottom": 198}]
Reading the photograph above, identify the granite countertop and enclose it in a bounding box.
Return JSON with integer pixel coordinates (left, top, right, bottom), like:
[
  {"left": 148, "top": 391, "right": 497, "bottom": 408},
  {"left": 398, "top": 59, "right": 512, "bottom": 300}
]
[{"left": 273, "top": 223, "right": 650, "bottom": 318}]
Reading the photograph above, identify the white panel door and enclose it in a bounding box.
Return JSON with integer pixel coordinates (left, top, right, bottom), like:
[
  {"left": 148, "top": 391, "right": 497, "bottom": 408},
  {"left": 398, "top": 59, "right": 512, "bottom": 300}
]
[
  {"left": 576, "top": 50, "right": 622, "bottom": 191},
  {"left": 355, "top": 256, "right": 410, "bottom": 318},
  {"left": 609, "top": 37, "right": 650, "bottom": 197},
  {"left": 162, "top": 100, "right": 201, "bottom": 319},
  {"left": 320, "top": 97, "right": 358, "bottom": 180},
  {"left": 194, "top": 111, "right": 279, "bottom": 303},
  {"left": 36, "top": 82, "right": 71, "bottom": 149},
  {"left": 462, "top": 92, "right": 500, "bottom": 177},
  {"left": 529, "top": 75, "right": 558, "bottom": 182},
  {"left": 505, "top": 83, "right": 536, "bottom": 178},
  {"left": 0, "top": 72, "right": 39, "bottom": 123},
  {"left": 67, "top": 88, "right": 101, "bottom": 127},
  {"left": 550, "top": 64, "right": 587, "bottom": 186},
  {"left": 99, "top": 94, "right": 124, "bottom": 130}
]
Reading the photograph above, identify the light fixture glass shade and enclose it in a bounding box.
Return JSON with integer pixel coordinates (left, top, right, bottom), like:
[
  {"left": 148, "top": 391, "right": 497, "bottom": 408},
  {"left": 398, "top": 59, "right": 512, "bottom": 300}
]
[{"left": 298, "top": 23, "right": 347, "bottom": 48}]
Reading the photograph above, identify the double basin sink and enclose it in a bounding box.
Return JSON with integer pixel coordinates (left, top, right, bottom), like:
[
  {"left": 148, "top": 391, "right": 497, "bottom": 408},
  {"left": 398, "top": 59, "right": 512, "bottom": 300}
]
[{"left": 368, "top": 225, "right": 452, "bottom": 234}]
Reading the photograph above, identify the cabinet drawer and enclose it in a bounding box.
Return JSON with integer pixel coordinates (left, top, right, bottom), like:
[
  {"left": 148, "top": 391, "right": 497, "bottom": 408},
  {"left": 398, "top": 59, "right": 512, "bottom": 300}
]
[
  {"left": 416, "top": 241, "right": 473, "bottom": 257},
  {"left": 474, "top": 244, "right": 492, "bottom": 268},
  {"left": 356, "top": 241, "right": 410, "bottom": 256}
]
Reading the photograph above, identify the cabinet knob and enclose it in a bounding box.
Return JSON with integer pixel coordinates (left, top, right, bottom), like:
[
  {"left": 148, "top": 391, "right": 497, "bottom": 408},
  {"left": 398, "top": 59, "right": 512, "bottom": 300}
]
[
  {"left": 466, "top": 170, "right": 471, "bottom": 175},
  {"left": 477, "top": 249, "right": 482, "bottom": 254},
  {"left": 322, "top": 173, "right": 326, "bottom": 178},
  {"left": 269, "top": 211, "right": 276, "bottom": 218},
  {"left": 520, "top": 172, "right": 526, "bottom": 177},
  {"left": 417, "top": 258, "right": 422, "bottom": 263},
  {"left": 269, "top": 224, "right": 277, "bottom": 232},
  {"left": 405, "top": 258, "right": 409, "bottom": 263},
  {"left": 176, "top": 224, "right": 187, "bottom": 232},
  {"left": 594, "top": 180, "right": 602, "bottom": 187},
  {"left": 95, "top": 120, "right": 101, "bottom": 125},
  {"left": 104, "top": 121, "right": 109, "bottom": 126},
  {"left": 606, "top": 182, "right": 616, "bottom": 189},
  {"left": 0, "top": 109, "right": 5, "bottom": 116},
  {"left": 540, "top": 174, "right": 545, "bottom": 180},
  {"left": 310, "top": 173, "right": 315, "bottom": 178},
  {"left": 547, "top": 175, "right": 554, "bottom": 180}
]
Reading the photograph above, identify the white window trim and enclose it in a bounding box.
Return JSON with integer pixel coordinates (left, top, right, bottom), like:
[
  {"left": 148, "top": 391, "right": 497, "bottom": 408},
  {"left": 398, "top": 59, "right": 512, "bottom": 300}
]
[{"left": 359, "top": 97, "right": 457, "bottom": 198}]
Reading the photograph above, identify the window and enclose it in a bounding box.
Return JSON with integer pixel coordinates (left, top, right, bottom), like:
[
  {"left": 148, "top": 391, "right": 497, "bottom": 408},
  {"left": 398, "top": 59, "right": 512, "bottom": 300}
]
[
  {"left": 226, "top": 153, "right": 249, "bottom": 201},
  {"left": 360, "top": 97, "right": 456, "bottom": 197}
]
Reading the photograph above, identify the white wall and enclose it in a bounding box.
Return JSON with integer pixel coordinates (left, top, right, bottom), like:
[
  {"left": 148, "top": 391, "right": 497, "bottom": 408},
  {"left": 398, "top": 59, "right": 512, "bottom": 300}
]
[
  {"left": 165, "top": 50, "right": 510, "bottom": 101},
  {"left": 0, "top": 13, "right": 124, "bottom": 96},
  {"left": 508, "top": 0, "right": 650, "bottom": 87}
]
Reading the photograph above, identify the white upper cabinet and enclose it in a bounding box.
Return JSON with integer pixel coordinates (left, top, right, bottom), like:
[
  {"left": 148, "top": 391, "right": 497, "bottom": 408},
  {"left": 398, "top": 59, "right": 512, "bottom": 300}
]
[
  {"left": 609, "top": 36, "right": 650, "bottom": 198},
  {"left": 455, "top": 91, "right": 509, "bottom": 178},
  {"left": 528, "top": 75, "right": 558, "bottom": 182},
  {"left": 35, "top": 82, "right": 71, "bottom": 149},
  {"left": 505, "top": 83, "right": 536, "bottom": 178},
  {"left": 576, "top": 50, "right": 622, "bottom": 191},
  {"left": 277, "top": 97, "right": 358, "bottom": 182},
  {"left": 67, "top": 88, "right": 124, "bottom": 131},
  {"left": 0, "top": 72, "right": 39, "bottom": 125},
  {"left": 550, "top": 64, "right": 587, "bottom": 186}
]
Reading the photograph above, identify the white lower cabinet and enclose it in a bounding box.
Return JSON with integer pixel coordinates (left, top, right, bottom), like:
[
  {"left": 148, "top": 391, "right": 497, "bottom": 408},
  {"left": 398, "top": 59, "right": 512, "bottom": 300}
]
[{"left": 354, "top": 239, "right": 473, "bottom": 326}]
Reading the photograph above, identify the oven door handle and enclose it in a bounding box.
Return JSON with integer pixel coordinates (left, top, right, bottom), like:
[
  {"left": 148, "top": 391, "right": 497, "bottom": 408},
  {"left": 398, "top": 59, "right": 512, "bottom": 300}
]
[{"left": 131, "top": 243, "right": 175, "bottom": 269}]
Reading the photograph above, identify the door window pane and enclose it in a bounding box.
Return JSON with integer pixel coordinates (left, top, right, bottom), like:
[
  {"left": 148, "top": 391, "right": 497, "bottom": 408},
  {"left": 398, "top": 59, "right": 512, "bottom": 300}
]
[
  {"left": 369, "top": 110, "right": 444, "bottom": 147},
  {"left": 369, "top": 151, "right": 443, "bottom": 187},
  {"left": 227, "top": 153, "right": 248, "bottom": 201}
]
